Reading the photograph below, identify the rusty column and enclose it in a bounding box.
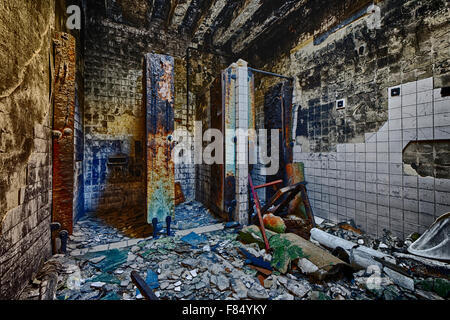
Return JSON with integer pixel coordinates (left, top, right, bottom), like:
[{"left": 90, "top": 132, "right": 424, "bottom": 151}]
[
  {"left": 52, "top": 32, "right": 76, "bottom": 240},
  {"left": 144, "top": 53, "right": 176, "bottom": 226}
]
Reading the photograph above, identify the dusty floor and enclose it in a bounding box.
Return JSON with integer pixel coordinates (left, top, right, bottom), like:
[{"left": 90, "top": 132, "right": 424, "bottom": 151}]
[{"left": 19, "top": 201, "right": 449, "bottom": 300}]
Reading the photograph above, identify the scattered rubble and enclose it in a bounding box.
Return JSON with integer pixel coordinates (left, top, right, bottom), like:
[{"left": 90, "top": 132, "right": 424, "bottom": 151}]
[{"left": 18, "top": 202, "right": 450, "bottom": 300}]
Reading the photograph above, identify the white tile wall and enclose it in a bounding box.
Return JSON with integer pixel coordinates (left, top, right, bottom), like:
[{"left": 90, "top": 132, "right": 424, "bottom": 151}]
[{"left": 293, "top": 77, "right": 450, "bottom": 239}]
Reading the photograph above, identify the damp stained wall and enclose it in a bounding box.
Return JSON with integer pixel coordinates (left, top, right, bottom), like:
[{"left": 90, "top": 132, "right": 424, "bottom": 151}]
[{"left": 83, "top": 2, "right": 193, "bottom": 214}]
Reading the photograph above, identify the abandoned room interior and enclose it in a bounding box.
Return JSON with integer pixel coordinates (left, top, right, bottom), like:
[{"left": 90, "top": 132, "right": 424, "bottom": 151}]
[{"left": 0, "top": 0, "right": 449, "bottom": 302}]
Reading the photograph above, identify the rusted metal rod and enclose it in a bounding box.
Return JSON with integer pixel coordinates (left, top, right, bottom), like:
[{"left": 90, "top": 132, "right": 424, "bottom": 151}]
[
  {"left": 254, "top": 179, "right": 283, "bottom": 190},
  {"left": 248, "top": 175, "right": 270, "bottom": 252},
  {"left": 130, "top": 271, "right": 159, "bottom": 300},
  {"left": 248, "top": 67, "right": 294, "bottom": 81}
]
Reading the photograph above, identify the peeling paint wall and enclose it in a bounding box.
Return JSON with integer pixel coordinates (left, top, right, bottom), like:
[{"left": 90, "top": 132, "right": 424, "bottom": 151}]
[{"left": 144, "top": 53, "right": 175, "bottom": 224}]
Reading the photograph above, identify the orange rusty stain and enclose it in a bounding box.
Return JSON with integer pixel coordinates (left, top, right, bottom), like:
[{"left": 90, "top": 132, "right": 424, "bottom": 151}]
[{"left": 157, "top": 60, "right": 174, "bottom": 103}]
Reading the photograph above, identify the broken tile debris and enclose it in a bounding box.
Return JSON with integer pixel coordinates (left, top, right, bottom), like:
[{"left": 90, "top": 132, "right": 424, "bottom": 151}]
[{"left": 19, "top": 202, "right": 450, "bottom": 301}]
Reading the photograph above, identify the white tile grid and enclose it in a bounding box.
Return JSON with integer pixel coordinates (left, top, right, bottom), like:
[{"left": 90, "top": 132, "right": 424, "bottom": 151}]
[{"left": 295, "top": 77, "right": 450, "bottom": 239}]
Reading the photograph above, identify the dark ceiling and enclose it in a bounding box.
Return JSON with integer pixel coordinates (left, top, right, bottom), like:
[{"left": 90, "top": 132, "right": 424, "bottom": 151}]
[{"left": 86, "top": 0, "right": 373, "bottom": 63}]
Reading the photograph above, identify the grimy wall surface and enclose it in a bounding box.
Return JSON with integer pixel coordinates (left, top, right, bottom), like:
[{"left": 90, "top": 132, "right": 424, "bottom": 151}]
[
  {"left": 83, "top": 1, "right": 193, "bottom": 214},
  {"left": 0, "top": 0, "right": 83, "bottom": 299},
  {"left": 258, "top": 0, "right": 450, "bottom": 239}
]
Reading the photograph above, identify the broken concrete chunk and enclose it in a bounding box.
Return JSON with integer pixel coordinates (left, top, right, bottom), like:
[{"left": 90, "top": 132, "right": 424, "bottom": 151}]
[
  {"left": 208, "top": 263, "right": 224, "bottom": 275},
  {"left": 89, "top": 256, "right": 106, "bottom": 264},
  {"left": 216, "top": 275, "right": 230, "bottom": 291},
  {"left": 383, "top": 267, "right": 415, "bottom": 291},
  {"left": 90, "top": 282, "right": 105, "bottom": 289},
  {"left": 285, "top": 280, "right": 311, "bottom": 298},
  {"left": 120, "top": 280, "right": 130, "bottom": 287},
  {"left": 297, "top": 258, "right": 319, "bottom": 274},
  {"left": 274, "top": 293, "right": 294, "bottom": 300},
  {"left": 180, "top": 258, "right": 198, "bottom": 269},
  {"left": 263, "top": 277, "right": 274, "bottom": 289},
  {"left": 189, "top": 269, "right": 198, "bottom": 277},
  {"left": 247, "top": 286, "right": 269, "bottom": 300},
  {"left": 349, "top": 249, "right": 383, "bottom": 270}
]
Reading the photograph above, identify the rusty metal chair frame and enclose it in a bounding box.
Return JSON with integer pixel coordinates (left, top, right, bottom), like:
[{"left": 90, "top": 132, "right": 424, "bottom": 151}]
[{"left": 248, "top": 175, "right": 316, "bottom": 253}]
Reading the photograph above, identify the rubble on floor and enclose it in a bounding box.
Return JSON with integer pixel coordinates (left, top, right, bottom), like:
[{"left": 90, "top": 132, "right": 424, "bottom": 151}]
[{"left": 19, "top": 202, "right": 449, "bottom": 300}]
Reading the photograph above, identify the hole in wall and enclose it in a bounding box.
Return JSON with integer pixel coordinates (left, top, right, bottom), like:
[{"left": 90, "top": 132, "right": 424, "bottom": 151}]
[
  {"left": 403, "top": 140, "right": 450, "bottom": 179},
  {"left": 441, "top": 87, "right": 450, "bottom": 97}
]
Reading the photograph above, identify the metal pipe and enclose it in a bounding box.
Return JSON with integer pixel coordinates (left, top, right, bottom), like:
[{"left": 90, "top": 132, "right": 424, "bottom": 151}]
[
  {"left": 248, "top": 67, "right": 294, "bottom": 81},
  {"left": 254, "top": 179, "right": 283, "bottom": 190},
  {"left": 131, "top": 271, "right": 159, "bottom": 300}
]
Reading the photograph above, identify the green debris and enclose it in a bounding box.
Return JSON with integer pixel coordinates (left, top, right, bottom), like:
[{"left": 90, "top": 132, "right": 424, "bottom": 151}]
[
  {"left": 238, "top": 226, "right": 306, "bottom": 273},
  {"left": 137, "top": 241, "right": 148, "bottom": 248},
  {"left": 101, "top": 291, "right": 121, "bottom": 300},
  {"left": 318, "top": 292, "right": 331, "bottom": 300},
  {"left": 309, "top": 291, "right": 331, "bottom": 300},
  {"left": 141, "top": 249, "right": 158, "bottom": 258},
  {"left": 269, "top": 233, "right": 306, "bottom": 273},
  {"left": 410, "top": 233, "right": 421, "bottom": 241},
  {"left": 237, "top": 225, "right": 271, "bottom": 250},
  {"left": 416, "top": 278, "right": 450, "bottom": 298},
  {"left": 244, "top": 268, "right": 258, "bottom": 276},
  {"left": 92, "top": 249, "right": 128, "bottom": 272},
  {"left": 383, "top": 285, "right": 402, "bottom": 300},
  {"left": 434, "top": 278, "right": 450, "bottom": 298},
  {"left": 57, "top": 294, "right": 68, "bottom": 300}
]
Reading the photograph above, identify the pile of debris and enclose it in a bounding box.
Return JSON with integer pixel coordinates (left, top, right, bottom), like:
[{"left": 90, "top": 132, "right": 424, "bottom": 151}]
[{"left": 18, "top": 203, "right": 449, "bottom": 301}]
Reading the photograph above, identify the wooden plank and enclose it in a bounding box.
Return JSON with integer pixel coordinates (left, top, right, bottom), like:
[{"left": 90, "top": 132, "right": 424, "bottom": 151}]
[
  {"left": 249, "top": 264, "right": 273, "bottom": 276},
  {"left": 286, "top": 162, "right": 307, "bottom": 218},
  {"left": 130, "top": 271, "right": 159, "bottom": 300}
]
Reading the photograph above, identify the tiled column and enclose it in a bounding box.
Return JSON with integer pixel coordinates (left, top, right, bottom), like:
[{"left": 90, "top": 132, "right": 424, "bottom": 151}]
[{"left": 235, "top": 59, "right": 250, "bottom": 225}]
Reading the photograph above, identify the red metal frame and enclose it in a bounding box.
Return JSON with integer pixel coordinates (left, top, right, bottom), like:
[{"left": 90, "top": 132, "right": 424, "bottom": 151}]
[
  {"left": 254, "top": 179, "right": 283, "bottom": 190},
  {"left": 248, "top": 175, "right": 283, "bottom": 252},
  {"left": 248, "top": 175, "right": 317, "bottom": 253}
]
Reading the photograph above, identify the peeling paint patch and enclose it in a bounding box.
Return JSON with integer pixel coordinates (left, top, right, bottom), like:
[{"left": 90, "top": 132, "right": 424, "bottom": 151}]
[{"left": 145, "top": 53, "right": 175, "bottom": 224}]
